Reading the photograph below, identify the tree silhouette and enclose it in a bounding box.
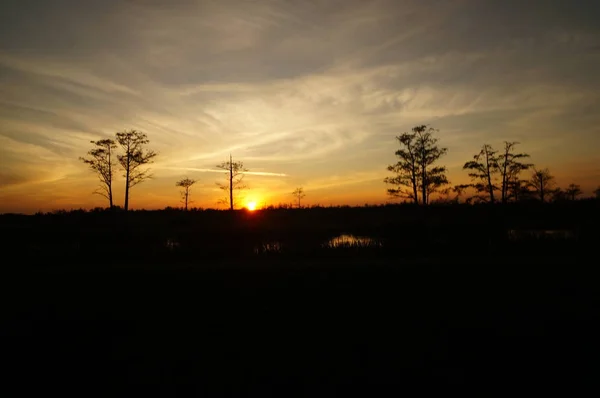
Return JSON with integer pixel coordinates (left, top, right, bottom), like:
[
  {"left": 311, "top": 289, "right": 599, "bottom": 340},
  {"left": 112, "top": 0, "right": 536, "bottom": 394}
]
[
  {"left": 79, "top": 139, "right": 117, "bottom": 208},
  {"left": 384, "top": 133, "right": 419, "bottom": 203},
  {"left": 216, "top": 154, "right": 248, "bottom": 210},
  {"left": 497, "top": 142, "right": 532, "bottom": 204},
  {"left": 463, "top": 144, "right": 499, "bottom": 204},
  {"left": 529, "top": 168, "right": 555, "bottom": 202},
  {"left": 176, "top": 177, "right": 197, "bottom": 211},
  {"left": 565, "top": 183, "right": 582, "bottom": 201},
  {"left": 552, "top": 188, "right": 567, "bottom": 202},
  {"left": 436, "top": 185, "right": 466, "bottom": 204},
  {"left": 385, "top": 125, "right": 448, "bottom": 205},
  {"left": 507, "top": 178, "right": 532, "bottom": 202},
  {"left": 115, "top": 130, "right": 157, "bottom": 211},
  {"left": 292, "top": 187, "right": 306, "bottom": 208},
  {"left": 595, "top": 187, "right": 600, "bottom": 199}
]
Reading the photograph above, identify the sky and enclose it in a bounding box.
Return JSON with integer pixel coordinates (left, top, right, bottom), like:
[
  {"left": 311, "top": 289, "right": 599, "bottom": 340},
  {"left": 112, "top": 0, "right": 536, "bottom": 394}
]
[{"left": 1, "top": 0, "right": 599, "bottom": 213}]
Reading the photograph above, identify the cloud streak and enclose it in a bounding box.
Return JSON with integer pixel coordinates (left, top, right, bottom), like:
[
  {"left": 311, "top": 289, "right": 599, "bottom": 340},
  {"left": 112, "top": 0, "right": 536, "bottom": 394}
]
[{"left": 163, "top": 167, "right": 287, "bottom": 177}]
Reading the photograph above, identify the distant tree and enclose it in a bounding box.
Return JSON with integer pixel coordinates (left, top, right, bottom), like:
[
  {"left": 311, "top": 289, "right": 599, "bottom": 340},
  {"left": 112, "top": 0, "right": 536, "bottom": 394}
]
[
  {"left": 115, "top": 130, "right": 157, "bottom": 211},
  {"left": 385, "top": 125, "right": 448, "bottom": 205},
  {"left": 497, "top": 142, "right": 532, "bottom": 204},
  {"left": 435, "top": 185, "right": 466, "bottom": 204},
  {"left": 595, "top": 187, "right": 600, "bottom": 199},
  {"left": 529, "top": 168, "right": 556, "bottom": 202},
  {"left": 292, "top": 187, "right": 306, "bottom": 208},
  {"left": 79, "top": 139, "right": 117, "bottom": 208},
  {"left": 216, "top": 154, "right": 248, "bottom": 210},
  {"left": 176, "top": 177, "right": 197, "bottom": 211},
  {"left": 463, "top": 144, "right": 499, "bottom": 204},
  {"left": 507, "top": 178, "right": 533, "bottom": 202},
  {"left": 565, "top": 183, "right": 583, "bottom": 201},
  {"left": 552, "top": 188, "right": 567, "bottom": 202}
]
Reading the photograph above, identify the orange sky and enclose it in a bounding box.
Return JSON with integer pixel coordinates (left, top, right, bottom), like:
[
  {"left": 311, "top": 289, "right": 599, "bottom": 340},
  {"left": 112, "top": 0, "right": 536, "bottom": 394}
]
[{"left": 1, "top": 0, "right": 600, "bottom": 213}]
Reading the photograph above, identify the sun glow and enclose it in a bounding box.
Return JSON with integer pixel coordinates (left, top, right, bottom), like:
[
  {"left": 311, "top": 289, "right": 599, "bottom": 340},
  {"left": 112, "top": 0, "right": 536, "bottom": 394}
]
[{"left": 246, "top": 201, "right": 257, "bottom": 211}]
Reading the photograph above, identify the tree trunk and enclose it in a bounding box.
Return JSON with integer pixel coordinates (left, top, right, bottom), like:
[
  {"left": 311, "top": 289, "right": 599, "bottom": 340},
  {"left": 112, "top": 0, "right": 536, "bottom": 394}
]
[
  {"left": 108, "top": 146, "right": 113, "bottom": 209},
  {"left": 485, "top": 147, "right": 495, "bottom": 204},
  {"left": 124, "top": 155, "right": 130, "bottom": 211},
  {"left": 501, "top": 151, "right": 508, "bottom": 204},
  {"left": 421, "top": 159, "right": 427, "bottom": 205},
  {"left": 185, "top": 188, "right": 189, "bottom": 211},
  {"left": 411, "top": 165, "right": 418, "bottom": 204},
  {"left": 229, "top": 154, "right": 234, "bottom": 211}
]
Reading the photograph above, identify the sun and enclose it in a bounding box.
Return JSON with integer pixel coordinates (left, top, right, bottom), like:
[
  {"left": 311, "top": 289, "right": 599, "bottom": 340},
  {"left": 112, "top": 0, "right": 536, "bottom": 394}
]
[{"left": 246, "top": 201, "right": 257, "bottom": 211}]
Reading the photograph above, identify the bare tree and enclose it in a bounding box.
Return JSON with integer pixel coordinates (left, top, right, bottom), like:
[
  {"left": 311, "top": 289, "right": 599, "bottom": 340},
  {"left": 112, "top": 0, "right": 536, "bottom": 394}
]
[
  {"left": 176, "top": 177, "right": 197, "bottom": 211},
  {"left": 292, "top": 187, "right": 306, "bottom": 208},
  {"left": 115, "top": 130, "right": 157, "bottom": 211},
  {"left": 216, "top": 154, "right": 248, "bottom": 210},
  {"left": 529, "top": 168, "right": 555, "bottom": 202},
  {"left": 463, "top": 144, "right": 499, "bottom": 204},
  {"left": 497, "top": 142, "right": 532, "bottom": 204},
  {"left": 79, "top": 139, "right": 117, "bottom": 208},
  {"left": 565, "top": 183, "right": 583, "bottom": 201},
  {"left": 385, "top": 125, "right": 448, "bottom": 205}
]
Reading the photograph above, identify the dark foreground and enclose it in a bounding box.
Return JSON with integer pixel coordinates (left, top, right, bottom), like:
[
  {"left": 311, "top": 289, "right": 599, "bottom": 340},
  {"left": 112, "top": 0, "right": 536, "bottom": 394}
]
[{"left": 2, "top": 254, "right": 599, "bottom": 396}]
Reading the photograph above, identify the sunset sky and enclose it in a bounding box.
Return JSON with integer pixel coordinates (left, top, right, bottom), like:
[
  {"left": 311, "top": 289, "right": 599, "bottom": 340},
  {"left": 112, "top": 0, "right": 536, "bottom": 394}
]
[{"left": 1, "top": 0, "right": 599, "bottom": 213}]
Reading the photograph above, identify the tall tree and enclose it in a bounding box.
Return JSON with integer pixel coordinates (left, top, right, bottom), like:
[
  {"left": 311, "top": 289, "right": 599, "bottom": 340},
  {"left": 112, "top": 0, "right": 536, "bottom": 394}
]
[
  {"left": 292, "top": 187, "right": 306, "bottom": 208},
  {"left": 497, "top": 142, "right": 532, "bottom": 204},
  {"left": 384, "top": 133, "right": 419, "bottom": 203},
  {"left": 79, "top": 139, "right": 117, "bottom": 208},
  {"left": 216, "top": 154, "right": 248, "bottom": 210},
  {"left": 176, "top": 177, "right": 197, "bottom": 211},
  {"left": 115, "top": 130, "right": 157, "bottom": 211},
  {"left": 463, "top": 144, "right": 499, "bottom": 204},
  {"left": 529, "top": 168, "right": 555, "bottom": 203},
  {"left": 385, "top": 125, "right": 448, "bottom": 205},
  {"left": 565, "top": 183, "right": 583, "bottom": 201}
]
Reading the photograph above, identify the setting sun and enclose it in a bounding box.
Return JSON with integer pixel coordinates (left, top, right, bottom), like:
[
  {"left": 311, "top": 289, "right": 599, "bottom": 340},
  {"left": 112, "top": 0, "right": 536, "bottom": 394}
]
[{"left": 246, "top": 201, "right": 257, "bottom": 211}]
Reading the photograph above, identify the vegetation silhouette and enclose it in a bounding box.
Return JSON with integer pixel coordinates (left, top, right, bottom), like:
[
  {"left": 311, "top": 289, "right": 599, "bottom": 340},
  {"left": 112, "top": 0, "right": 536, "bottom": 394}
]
[
  {"left": 216, "top": 154, "right": 248, "bottom": 210},
  {"left": 176, "top": 177, "right": 197, "bottom": 211},
  {"left": 462, "top": 142, "right": 532, "bottom": 204},
  {"left": 529, "top": 167, "right": 556, "bottom": 202},
  {"left": 292, "top": 187, "right": 306, "bottom": 208},
  {"left": 384, "top": 125, "right": 448, "bottom": 205},
  {"left": 115, "top": 130, "right": 157, "bottom": 211},
  {"left": 79, "top": 139, "right": 117, "bottom": 208},
  {"left": 5, "top": 123, "right": 599, "bottom": 395},
  {"left": 80, "top": 130, "right": 157, "bottom": 211}
]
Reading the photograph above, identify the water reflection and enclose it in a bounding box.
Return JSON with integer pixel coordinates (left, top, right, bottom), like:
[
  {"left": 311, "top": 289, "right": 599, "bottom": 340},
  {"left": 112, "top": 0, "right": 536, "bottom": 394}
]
[
  {"left": 507, "top": 229, "right": 577, "bottom": 241},
  {"left": 322, "top": 234, "right": 382, "bottom": 248},
  {"left": 165, "top": 238, "right": 181, "bottom": 250},
  {"left": 254, "top": 241, "right": 282, "bottom": 254}
]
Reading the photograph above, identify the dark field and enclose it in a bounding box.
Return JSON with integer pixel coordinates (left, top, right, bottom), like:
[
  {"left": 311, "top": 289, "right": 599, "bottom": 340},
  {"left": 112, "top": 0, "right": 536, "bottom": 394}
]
[{"left": 1, "top": 203, "right": 599, "bottom": 395}]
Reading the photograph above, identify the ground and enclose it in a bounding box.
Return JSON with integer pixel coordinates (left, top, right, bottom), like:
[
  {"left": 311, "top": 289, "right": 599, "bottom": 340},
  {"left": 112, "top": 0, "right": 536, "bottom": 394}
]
[{"left": 2, "top": 253, "right": 597, "bottom": 395}]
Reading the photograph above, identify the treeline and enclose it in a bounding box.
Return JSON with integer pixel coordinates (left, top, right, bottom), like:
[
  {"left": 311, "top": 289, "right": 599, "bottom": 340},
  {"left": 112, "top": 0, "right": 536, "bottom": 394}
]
[
  {"left": 385, "top": 125, "right": 600, "bottom": 205},
  {"left": 2, "top": 200, "right": 598, "bottom": 268},
  {"left": 80, "top": 125, "right": 599, "bottom": 212}
]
